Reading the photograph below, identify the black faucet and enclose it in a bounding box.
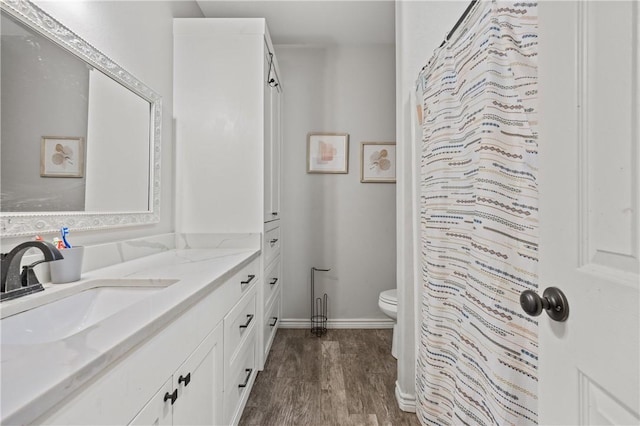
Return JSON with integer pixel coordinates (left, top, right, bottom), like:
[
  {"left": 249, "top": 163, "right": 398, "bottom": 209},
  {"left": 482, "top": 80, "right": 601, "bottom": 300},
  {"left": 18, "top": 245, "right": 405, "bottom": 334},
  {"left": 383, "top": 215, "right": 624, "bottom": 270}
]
[{"left": 1, "top": 241, "right": 64, "bottom": 302}]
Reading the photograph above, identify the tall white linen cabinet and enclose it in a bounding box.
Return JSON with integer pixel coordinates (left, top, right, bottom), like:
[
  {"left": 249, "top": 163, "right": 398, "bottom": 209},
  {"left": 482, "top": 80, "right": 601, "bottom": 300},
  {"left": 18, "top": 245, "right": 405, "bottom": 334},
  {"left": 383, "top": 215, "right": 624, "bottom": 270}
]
[{"left": 173, "top": 18, "right": 283, "bottom": 422}]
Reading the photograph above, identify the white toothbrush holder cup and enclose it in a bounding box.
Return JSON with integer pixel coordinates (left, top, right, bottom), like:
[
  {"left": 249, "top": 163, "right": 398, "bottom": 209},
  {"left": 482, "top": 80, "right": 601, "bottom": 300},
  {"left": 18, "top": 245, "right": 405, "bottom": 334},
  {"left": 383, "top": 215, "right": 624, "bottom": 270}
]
[{"left": 50, "top": 246, "right": 84, "bottom": 284}]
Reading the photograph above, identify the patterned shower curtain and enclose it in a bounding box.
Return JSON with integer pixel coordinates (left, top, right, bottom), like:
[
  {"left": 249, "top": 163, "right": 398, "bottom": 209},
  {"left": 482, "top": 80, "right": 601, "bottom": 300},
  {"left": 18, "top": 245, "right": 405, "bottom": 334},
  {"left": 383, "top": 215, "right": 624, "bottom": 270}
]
[{"left": 416, "top": 1, "right": 538, "bottom": 425}]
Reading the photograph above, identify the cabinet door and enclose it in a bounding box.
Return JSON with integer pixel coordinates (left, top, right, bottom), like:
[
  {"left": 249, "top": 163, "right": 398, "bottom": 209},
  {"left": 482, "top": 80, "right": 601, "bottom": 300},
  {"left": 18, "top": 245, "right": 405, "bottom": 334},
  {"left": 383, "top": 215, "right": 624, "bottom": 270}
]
[
  {"left": 172, "top": 322, "right": 224, "bottom": 426},
  {"left": 128, "top": 378, "right": 173, "bottom": 426},
  {"left": 263, "top": 288, "right": 281, "bottom": 363},
  {"left": 270, "top": 86, "right": 282, "bottom": 218},
  {"left": 264, "top": 256, "right": 281, "bottom": 309},
  {"left": 224, "top": 287, "right": 257, "bottom": 373},
  {"left": 224, "top": 328, "right": 257, "bottom": 425},
  {"left": 263, "top": 50, "right": 274, "bottom": 222}
]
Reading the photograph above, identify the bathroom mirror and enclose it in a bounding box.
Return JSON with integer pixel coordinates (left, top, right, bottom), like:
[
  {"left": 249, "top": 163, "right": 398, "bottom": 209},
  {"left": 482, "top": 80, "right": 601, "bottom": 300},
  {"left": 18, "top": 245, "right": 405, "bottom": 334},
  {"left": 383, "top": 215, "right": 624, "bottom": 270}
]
[{"left": 0, "top": 0, "right": 161, "bottom": 237}]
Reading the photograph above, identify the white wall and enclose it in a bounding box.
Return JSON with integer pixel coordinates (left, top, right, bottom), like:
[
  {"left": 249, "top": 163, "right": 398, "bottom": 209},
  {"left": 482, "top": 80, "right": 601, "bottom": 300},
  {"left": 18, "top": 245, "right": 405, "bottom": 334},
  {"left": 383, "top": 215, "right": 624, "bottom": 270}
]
[
  {"left": 1, "top": 1, "right": 203, "bottom": 250},
  {"left": 277, "top": 45, "right": 396, "bottom": 322},
  {"left": 85, "top": 70, "right": 151, "bottom": 212},
  {"left": 395, "top": 0, "right": 469, "bottom": 409}
]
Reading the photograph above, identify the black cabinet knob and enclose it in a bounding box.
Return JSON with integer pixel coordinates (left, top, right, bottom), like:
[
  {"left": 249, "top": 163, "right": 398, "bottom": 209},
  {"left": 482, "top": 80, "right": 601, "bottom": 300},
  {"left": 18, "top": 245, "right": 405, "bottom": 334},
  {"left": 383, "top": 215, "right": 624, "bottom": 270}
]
[
  {"left": 178, "top": 372, "right": 191, "bottom": 387},
  {"left": 164, "top": 389, "right": 178, "bottom": 405},
  {"left": 520, "top": 287, "right": 569, "bottom": 322}
]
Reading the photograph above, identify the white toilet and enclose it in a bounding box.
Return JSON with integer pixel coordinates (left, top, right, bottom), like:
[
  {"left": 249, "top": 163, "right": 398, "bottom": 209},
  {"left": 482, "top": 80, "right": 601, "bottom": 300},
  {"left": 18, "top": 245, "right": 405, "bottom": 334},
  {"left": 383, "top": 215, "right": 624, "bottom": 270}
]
[{"left": 378, "top": 289, "right": 398, "bottom": 359}]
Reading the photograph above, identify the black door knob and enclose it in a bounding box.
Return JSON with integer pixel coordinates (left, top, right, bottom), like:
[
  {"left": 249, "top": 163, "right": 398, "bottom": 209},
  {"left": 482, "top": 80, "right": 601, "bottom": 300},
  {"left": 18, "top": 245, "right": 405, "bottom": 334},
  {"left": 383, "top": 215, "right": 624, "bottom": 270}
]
[{"left": 520, "top": 287, "right": 569, "bottom": 322}]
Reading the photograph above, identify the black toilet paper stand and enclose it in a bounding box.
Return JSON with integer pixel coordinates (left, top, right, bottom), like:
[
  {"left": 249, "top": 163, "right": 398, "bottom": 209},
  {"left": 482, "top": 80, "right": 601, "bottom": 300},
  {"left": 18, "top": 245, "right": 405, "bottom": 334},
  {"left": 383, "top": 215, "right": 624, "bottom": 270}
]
[{"left": 310, "top": 267, "right": 330, "bottom": 337}]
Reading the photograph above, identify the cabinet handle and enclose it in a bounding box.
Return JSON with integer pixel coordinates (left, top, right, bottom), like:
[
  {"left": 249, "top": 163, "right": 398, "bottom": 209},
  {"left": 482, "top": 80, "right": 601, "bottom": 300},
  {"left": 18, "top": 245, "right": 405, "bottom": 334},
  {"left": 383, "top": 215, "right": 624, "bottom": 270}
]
[
  {"left": 269, "top": 238, "right": 278, "bottom": 247},
  {"left": 271, "top": 212, "right": 278, "bottom": 216},
  {"left": 270, "top": 317, "right": 278, "bottom": 327},
  {"left": 241, "top": 275, "right": 256, "bottom": 285},
  {"left": 238, "top": 368, "right": 253, "bottom": 388},
  {"left": 270, "top": 278, "right": 278, "bottom": 286},
  {"left": 239, "top": 314, "right": 254, "bottom": 329},
  {"left": 178, "top": 372, "right": 191, "bottom": 387},
  {"left": 164, "top": 389, "right": 178, "bottom": 405}
]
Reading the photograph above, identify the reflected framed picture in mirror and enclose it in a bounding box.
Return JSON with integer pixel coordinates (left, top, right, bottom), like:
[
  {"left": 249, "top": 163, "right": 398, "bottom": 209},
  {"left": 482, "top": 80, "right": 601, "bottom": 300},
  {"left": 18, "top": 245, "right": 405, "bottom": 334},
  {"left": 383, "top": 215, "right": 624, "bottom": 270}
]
[{"left": 40, "top": 136, "right": 84, "bottom": 178}]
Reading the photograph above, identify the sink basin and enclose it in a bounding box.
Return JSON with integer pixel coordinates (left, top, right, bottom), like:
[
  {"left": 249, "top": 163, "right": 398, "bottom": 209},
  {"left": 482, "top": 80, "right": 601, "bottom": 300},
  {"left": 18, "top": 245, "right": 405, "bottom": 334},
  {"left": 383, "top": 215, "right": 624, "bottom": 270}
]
[{"left": 1, "top": 280, "right": 176, "bottom": 345}]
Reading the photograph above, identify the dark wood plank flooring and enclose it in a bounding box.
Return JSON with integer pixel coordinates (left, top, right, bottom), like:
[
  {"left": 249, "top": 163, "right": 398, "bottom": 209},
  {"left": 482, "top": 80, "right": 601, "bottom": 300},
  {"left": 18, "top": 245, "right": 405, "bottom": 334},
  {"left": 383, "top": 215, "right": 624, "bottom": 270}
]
[{"left": 239, "top": 329, "right": 420, "bottom": 426}]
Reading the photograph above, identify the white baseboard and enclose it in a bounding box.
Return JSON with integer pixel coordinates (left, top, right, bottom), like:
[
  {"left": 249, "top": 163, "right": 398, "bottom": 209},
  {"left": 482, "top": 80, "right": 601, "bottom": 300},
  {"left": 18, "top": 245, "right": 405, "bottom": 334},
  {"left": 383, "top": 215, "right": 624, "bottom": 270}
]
[
  {"left": 395, "top": 381, "right": 417, "bottom": 413},
  {"left": 280, "top": 318, "right": 394, "bottom": 329}
]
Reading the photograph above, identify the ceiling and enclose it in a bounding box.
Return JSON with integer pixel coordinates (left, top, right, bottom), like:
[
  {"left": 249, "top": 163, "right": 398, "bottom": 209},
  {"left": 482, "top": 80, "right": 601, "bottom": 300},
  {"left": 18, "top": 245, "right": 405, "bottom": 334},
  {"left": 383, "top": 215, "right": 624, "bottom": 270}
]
[{"left": 195, "top": 1, "right": 395, "bottom": 45}]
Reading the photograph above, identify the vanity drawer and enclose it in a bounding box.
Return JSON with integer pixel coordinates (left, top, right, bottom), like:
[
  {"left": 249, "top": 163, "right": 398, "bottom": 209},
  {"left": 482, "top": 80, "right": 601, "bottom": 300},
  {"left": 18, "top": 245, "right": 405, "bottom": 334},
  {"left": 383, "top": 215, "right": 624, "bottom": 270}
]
[
  {"left": 264, "top": 225, "right": 280, "bottom": 266},
  {"left": 263, "top": 289, "right": 281, "bottom": 363},
  {"left": 223, "top": 285, "right": 257, "bottom": 372},
  {"left": 224, "top": 327, "right": 256, "bottom": 425},
  {"left": 263, "top": 256, "right": 281, "bottom": 309},
  {"left": 228, "top": 257, "right": 260, "bottom": 302}
]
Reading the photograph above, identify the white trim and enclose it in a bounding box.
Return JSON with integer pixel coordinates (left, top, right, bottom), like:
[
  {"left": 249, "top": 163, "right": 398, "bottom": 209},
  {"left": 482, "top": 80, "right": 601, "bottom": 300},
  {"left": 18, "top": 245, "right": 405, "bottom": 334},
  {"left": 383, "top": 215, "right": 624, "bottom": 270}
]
[
  {"left": 279, "top": 318, "right": 394, "bottom": 329},
  {"left": 395, "top": 381, "right": 417, "bottom": 413}
]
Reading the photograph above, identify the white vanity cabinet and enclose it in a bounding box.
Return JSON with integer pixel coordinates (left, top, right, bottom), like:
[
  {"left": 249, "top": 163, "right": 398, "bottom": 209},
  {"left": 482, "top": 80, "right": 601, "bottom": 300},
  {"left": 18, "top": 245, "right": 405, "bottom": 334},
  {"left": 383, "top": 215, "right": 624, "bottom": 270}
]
[
  {"left": 34, "top": 256, "right": 260, "bottom": 426},
  {"left": 129, "top": 323, "right": 224, "bottom": 426},
  {"left": 173, "top": 18, "right": 283, "bottom": 373}
]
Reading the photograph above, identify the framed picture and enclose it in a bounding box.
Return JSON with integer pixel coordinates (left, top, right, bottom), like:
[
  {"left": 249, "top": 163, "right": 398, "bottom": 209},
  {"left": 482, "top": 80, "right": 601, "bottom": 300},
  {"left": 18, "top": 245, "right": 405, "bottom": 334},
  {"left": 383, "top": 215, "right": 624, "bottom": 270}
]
[
  {"left": 307, "top": 133, "right": 349, "bottom": 174},
  {"left": 361, "top": 142, "right": 396, "bottom": 183},
  {"left": 40, "top": 136, "right": 84, "bottom": 178}
]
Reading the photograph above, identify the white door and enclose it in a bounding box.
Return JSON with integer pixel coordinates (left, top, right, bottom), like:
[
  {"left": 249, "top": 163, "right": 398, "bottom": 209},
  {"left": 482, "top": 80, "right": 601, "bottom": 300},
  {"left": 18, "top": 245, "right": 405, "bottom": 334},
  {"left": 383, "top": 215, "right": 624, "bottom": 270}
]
[{"left": 538, "top": 1, "right": 640, "bottom": 424}]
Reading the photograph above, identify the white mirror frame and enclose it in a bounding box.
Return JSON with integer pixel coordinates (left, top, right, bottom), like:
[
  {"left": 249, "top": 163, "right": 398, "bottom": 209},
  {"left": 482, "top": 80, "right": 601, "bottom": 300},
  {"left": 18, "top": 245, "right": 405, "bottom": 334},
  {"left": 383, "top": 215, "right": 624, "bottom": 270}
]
[{"left": 1, "top": 0, "right": 162, "bottom": 237}]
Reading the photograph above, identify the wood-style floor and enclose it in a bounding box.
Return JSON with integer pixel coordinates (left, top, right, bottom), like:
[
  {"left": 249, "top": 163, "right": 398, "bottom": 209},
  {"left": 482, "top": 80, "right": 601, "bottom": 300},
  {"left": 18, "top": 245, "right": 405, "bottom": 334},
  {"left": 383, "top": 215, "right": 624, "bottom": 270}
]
[{"left": 239, "top": 329, "right": 421, "bottom": 426}]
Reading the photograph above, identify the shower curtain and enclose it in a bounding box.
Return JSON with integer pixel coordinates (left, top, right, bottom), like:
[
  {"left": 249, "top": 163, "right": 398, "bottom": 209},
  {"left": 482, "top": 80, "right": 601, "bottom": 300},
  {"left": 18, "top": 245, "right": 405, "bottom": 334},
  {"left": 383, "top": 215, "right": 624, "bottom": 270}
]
[{"left": 416, "top": 1, "right": 538, "bottom": 425}]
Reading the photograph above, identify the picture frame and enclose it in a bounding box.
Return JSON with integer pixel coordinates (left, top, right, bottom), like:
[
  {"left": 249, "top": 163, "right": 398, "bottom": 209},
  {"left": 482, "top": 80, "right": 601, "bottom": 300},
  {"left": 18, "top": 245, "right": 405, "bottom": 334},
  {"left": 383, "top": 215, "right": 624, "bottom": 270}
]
[
  {"left": 360, "top": 142, "right": 396, "bottom": 183},
  {"left": 40, "top": 136, "right": 84, "bottom": 178},
  {"left": 307, "top": 133, "right": 349, "bottom": 174}
]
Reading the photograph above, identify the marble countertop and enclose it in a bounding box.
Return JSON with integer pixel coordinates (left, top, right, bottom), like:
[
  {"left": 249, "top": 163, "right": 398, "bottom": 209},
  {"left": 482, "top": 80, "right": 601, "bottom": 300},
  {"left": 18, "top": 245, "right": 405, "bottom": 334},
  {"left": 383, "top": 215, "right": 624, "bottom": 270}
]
[{"left": 0, "top": 248, "right": 260, "bottom": 425}]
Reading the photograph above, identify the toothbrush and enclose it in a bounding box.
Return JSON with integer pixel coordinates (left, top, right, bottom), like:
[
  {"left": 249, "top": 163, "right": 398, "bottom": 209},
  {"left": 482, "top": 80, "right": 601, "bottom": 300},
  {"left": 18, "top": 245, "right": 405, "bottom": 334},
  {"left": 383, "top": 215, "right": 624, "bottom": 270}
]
[
  {"left": 60, "top": 227, "right": 72, "bottom": 248},
  {"left": 53, "top": 237, "right": 64, "bottom": 250}
]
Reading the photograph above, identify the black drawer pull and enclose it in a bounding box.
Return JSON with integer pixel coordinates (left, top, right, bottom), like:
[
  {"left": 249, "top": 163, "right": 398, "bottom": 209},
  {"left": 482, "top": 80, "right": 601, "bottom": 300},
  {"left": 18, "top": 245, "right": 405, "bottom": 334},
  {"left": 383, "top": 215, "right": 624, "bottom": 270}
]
[
  {"left": 239, "top": 314, "right": 254, "bottom": 329},
  {"left": 272, "top": 211, "right": 278, "bottom": 216},
  {"left": 270, "top": 278, "right": 278, "bottom": 286},
  {"left": 241, "top": 274, "right": 256, "bottom": 285},
  {"left": 269, "top": 238, "right": 278, "bottom": 246},
  {"left": 270, "top": 316, "right": 278, "bottom": 327},
  {"left": 238, "top": 368, "right": 253, "bottom": 388},
  {"left": 178, "top": 373, "right": 191, "bottom": 387},
  {"left": 164, "top": 389, "right": 178, "bottom": 405}
]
